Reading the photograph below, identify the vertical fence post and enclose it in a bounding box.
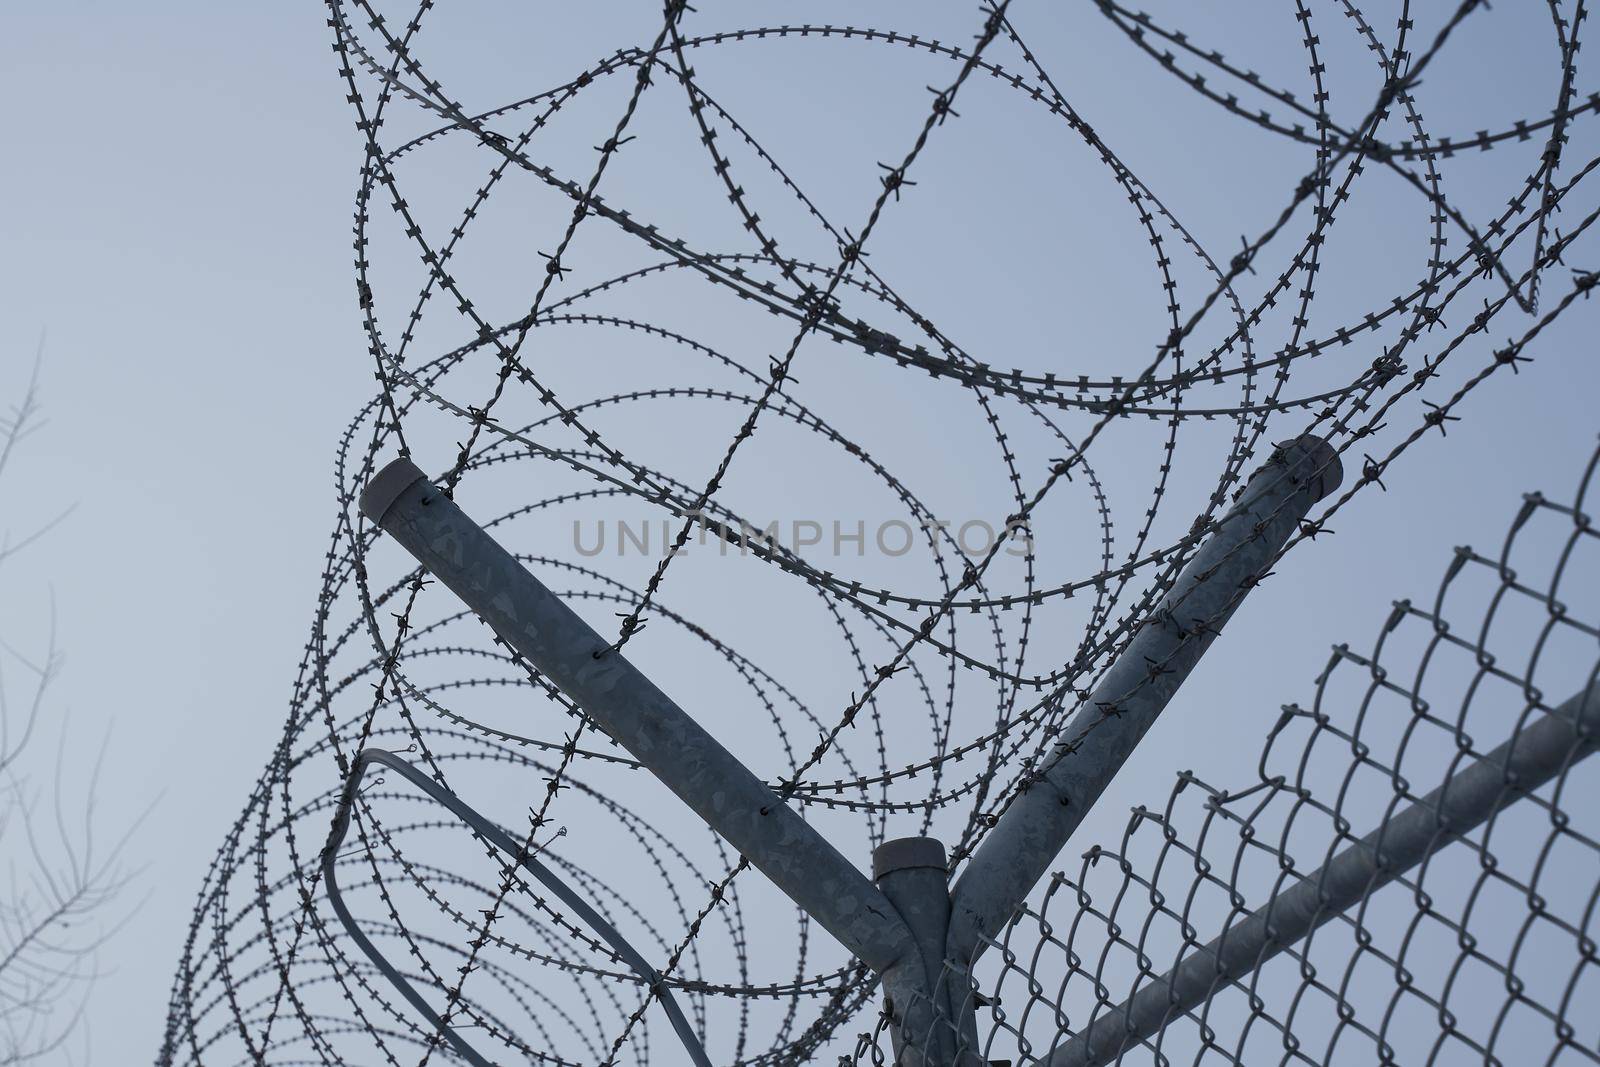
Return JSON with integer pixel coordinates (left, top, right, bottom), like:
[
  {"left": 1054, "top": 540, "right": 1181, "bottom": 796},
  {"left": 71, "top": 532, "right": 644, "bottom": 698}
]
[
  {"left": 946, "top": 436, "right": 1343, "bottom": 977},
  {"left": 872, "top": 838, "right": 980, "bottom": 1064}
]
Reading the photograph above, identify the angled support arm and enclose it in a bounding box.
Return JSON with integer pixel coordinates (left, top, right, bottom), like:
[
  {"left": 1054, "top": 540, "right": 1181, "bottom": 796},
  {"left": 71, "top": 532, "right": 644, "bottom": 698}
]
[
  {"left": 360, "top": 459, "right": 956, "bottom": 1063},
  {"left": 946, "top": 437, "right": 1343, "bottom": 973}
]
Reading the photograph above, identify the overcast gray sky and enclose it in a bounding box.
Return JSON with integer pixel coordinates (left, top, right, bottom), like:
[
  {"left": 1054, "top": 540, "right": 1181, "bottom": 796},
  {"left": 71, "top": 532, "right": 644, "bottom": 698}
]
[{"left": 2, "top": 2, "right": 1597, "bottom": 1063}]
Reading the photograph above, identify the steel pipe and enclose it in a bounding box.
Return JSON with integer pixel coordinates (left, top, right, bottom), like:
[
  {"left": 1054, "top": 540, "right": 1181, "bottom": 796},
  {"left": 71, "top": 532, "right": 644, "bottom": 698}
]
[
  {"left": 361, "top": 458, "right": 956, "bottom": 1064},
  {"left": 1047, "top": 680, "right": 1600, "bottom": 1066},
  {"left": 873, "top": 837, "right": 979, "bottom": 1064},
  {"left": 947, "top": 437, "right": 1343, "bottom": 972}
]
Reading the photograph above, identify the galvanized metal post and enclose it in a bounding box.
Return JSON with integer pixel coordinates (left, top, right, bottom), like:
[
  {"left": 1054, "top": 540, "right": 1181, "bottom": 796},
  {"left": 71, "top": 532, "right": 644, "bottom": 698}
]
[
  {"left": 872, "top": 838, "right": 980, "bottom": 1065},
  {"left": 1046, "top": 679, "right": 1600, "bottom": 1067},
  {"left": 360, "top": 458, "right": 955, "bottom": 1065},
  {"left": 946, "top": 436, "right": 1343, "bottom": 976}
]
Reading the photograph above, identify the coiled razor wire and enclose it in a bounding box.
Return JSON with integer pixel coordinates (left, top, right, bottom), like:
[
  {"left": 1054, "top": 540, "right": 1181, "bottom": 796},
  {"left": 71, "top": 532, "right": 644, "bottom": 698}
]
[{"left": 158, "top": 2, "right": 1600, "bottom": 1065}]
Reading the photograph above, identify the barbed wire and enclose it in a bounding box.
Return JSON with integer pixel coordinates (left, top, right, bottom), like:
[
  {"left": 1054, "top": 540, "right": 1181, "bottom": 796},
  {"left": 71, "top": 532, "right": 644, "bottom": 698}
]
[{"left": 159, "top": 2, "right": 1599, "bottom": 1064}]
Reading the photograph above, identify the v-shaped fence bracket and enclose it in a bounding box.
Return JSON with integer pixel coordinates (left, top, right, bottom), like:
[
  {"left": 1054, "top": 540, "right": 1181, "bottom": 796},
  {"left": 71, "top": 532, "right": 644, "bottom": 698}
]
[{"left": 337, "top": 436, "right": 1342, "bottom": 1065}]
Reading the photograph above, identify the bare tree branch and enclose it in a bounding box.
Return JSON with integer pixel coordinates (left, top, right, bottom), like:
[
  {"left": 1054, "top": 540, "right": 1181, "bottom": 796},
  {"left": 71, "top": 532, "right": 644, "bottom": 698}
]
[{"left": 0, "top": 349, "right": 139, "bottom": 1064}]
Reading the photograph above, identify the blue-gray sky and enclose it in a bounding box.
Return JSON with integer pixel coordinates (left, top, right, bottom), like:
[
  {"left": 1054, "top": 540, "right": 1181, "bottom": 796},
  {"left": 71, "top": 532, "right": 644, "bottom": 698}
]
[{"left": 1, "top": 2, "right": 1597, "bottom": 1062}]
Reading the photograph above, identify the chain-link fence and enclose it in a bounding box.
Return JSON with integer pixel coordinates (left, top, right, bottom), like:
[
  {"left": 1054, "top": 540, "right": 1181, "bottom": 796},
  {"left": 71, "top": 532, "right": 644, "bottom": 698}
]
[{"left": 968, "top": 443, "right": 1600, "bottom": 1066}]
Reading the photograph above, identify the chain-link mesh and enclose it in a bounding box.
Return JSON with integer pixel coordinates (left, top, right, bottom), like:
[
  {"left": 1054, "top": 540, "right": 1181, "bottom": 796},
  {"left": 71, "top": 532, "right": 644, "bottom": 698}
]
[{"left": 970, "top": 442, "right": 1600, "bottom": 1066}]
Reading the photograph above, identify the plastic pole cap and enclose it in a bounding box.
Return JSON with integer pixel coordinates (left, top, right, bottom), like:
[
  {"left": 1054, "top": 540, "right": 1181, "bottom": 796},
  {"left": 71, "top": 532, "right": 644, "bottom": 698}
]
[
  {"left": 360, "top": 456, "right": 428, "bottom": 526},
  {"left": 871, "top": 836, "right": 948, "bottom": 880}
]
